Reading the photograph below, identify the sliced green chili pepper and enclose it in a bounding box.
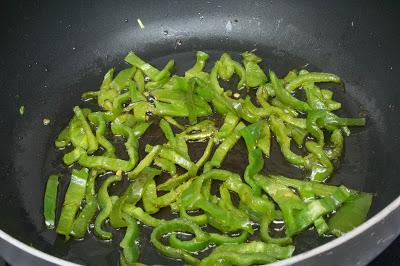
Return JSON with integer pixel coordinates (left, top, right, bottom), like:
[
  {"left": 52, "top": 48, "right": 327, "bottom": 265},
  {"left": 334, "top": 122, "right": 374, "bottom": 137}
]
[
  {"left": 326, "top": 129, "right": 344, "bottom": 160},
  {"left": 185, "top": 51, "right": 209, "bottom": 80},
  {"left": 286, "top": 72, "right": 341, "bottom": 92},
  {"left": 128, "top": 145, "right": 161, "bottom": 179},
  {"left": 88, "top": 112, "right": 115, "bottom": 157},
  {"left": 269, "top": 115, "right": 304, "bottom": 166},
  {"left": 328, "top": 192, "right": 372, "bottom": 237},
  {"left": 110, "top": 67, "right": 136, "bottom": 92},
  {"left": 242, "top": 51, "right": 267, "bottom": 87},
  {"left": 44, "top": 174, "right": 60, "bottom": 229},
  {"left": 125, "top": 52, "right": 160, "bottom": 80},
  {"left": 71, "top": 170, "right": 99, "bottom": 239},
  {"left": 270, "top": 70, "right": 311, "bottom": 112},
  {"left": 56, "top": 168, "right": 89, "bottom": 239},
  {"left": 73, "top": 106, "right": 98, "bottom": 154},
  {"left": 120, "top": 214, "right": 140, "bottom": 264},
  {"left": 123, "top": 205, "right": 164, "bottom": 227},
  {"left": 304, "top": 141, "right": 333, "bottom": 182},
  {"left": 94, "top": 174, "right": 122, "bottom": 240}
]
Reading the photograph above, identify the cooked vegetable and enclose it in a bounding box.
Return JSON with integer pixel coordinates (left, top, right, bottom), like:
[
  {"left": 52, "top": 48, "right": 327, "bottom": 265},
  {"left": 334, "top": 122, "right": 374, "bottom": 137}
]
[{"left": 45, "top": 51, "right": 370, "bottom": 265}]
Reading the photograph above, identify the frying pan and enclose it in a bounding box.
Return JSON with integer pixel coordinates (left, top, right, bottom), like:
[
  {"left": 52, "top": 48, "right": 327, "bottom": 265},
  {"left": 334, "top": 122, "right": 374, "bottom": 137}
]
[{"left": 1, "top": 0, "right": 400, "bottom": 265}]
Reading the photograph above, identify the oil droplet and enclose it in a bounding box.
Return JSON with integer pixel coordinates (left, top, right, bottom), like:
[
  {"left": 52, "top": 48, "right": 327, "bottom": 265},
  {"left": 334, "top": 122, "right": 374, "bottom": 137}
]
[
  {"left": 163, "top": 30, "right": 168, "bottom": 36},
  {"left": 124, "top": 18, "right": 128, "bottom": 23},
  {"left": 44, "top": 67, "right": 49, "bottom": 72},
  {"left": 176, "top": 40, "right": 182, "bottom": 46},
  {"left": 72, "top": 47, "right": 76, "bottom": 51}
]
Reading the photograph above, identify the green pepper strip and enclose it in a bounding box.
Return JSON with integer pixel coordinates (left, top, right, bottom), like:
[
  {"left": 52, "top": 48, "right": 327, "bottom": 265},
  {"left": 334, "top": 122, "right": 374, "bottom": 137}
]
[
  {"left": 154, "top": 59, "right": 174, "bottom": 82},
  {"left": 120, "top": 214, "right": 140, "bottom": 264},
  {"left": 71, "top": 170, "right": 99, "bottom": 238},
  {"left": 110, "top": 67, "right": 136, "bottom": 92},
  {"left": 63, "top": 147, "right": 86, "bottom": 165},
  {"left": 270, "top": 70, "right": 311, "bottom": 112},
  {"left": 254, "top": 174, "right": 305, "bottom": 236},
  {"left": 218, "top": 53, "right": 246, "bottom": 88},
  {"left": 154, "top": 157, "right": 176, "bottom": 175},
  {"left": 242, "top": 52, "right": 267, "bottom": 87},
  {"left": 204, "top": 122, "right": 245, "bottom": 171},
  {"left": 124, "top": 52, "right": 160, "bottom": 80},
  {"left": 123, "top": 205, "right": 164, "bottom": 227},
  {"left": 56, "top": 168, "right": 89, "bottom": 239},
  {"left": 286, "top": 72, "right": 341, "bottom": 92},
  {"left": 97, "top": 68, "right": 115, "bottom": 110},
  {"left": 134, "top": 69, "right": 145, "bottom": 92},
  {"left": 157, "top": 146, "right": 197, "bottom": 175},
  {"left": 88, "top": 112, "right": 115, "bottom": 157},
  {"left": 240, "top": 121, "right": 264, "bottom": 195},
  {"left": 78, "top": 123, "right": 149, "bottom": 172},
  {"left": 305, "top": 141, "right": 334, "bottom": 182},
  {"left": 44, "top": 174, "right": 60, "bottom": 229},
  {"left": 150, "top": 218, "right": 201, "bottom": 265},
  {"left": 326, "top": 129, "right": 344, "bottom": 160},
  {"left": 291, "top": 186, "right": 352, "bottom": 235},
  {"left": 73, "top": 106, "right": 98, "bottom": 154},
  {"left": 215, "top": 112, "right": 239, "bottom": 141},
  {"left": 260, "top": 215, "right": 292, "bottom": 245},
  {"left": 256, "top": 87, "right": 306, "bottom": 129},
  {"left": 55, "top": 125, "right": 70, "bottom": 148},
  {"left": 94, "top": 174, "right": 122, "bottom": 239},
  {"left": 257, "top": 121, "right": 271, "bottom": 157},
  {"left": 128, "top": 145, "right": 161, "bottom": 179},
  {"left": 110, "top": 167, "right": 159, "bottom": 228},
  {"left": 269, "top": 115, "right": 305, "bottom": 166},
  {"left": 271, "top": 98, "right": 299, "bottom": 117},
  {"left": 143, "top": 178, "right": 160, "bottom": 214},
  {"left": 157, "top": 138, "right": 214, "bottom": 191},
  {"left": 328, "top": 192, "right": 372, "bottom": 237},
  {"left": 185, "top": 51, "right": 209, "bottom": 80},
  {"left": 199, "top": 242, "right": 295, "bottom": 266}
]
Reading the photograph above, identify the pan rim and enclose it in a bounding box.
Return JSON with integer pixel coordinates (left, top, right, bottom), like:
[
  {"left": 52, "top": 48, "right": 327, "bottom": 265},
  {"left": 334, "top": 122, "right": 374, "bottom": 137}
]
[{"left": 1, "top": 195, "right": 399, "bottom": 265}]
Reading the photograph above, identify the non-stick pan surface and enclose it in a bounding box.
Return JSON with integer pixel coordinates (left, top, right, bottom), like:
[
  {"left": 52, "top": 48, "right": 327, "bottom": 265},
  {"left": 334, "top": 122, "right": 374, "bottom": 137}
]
[{"left": 0, "top": 0, "right": 400, "bottom": 265}]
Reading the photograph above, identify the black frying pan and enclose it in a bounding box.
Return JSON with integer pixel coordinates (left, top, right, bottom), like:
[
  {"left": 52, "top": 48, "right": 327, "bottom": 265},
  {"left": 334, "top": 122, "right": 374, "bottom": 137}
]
[{"left": 1, "top": 0, "right": 400, "bottom": 265}]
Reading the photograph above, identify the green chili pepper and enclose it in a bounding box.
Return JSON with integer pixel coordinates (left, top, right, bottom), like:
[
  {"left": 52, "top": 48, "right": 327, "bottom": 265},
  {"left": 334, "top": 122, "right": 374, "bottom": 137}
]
[
  {"left": 328, "top": 192, "right": 372, "bottom": 237},
  {"left": 88, "top": 112, "right": 115, "bottom": 157},
  {"left": 218, "top": 53, "right": 246, "bottom": 88},
  {"left": 154, "top": 59, "right": 174, "bottom": 82},
  {"left": 286, "top": 72, "right": 341, "bottom": 92},
  {"left": 43, "top": 174, "right": 60, "bottom": 229},
  {"left": 215, "top": 113, "right": 239, "bottom": 141},
  {"left": 123, "top": 205, "right": 164, "bottom": 227},
  {"left": 240, "top": 121, "right": 264, "bottom": 194},
  {"left": 260, "top": 215, "right": 292, "bottom": 245},
  {"left": 73, "top": 106, "right": 98, "bottom": 154},
  {"left": 242, "top": 51, "right": 267, "bottom": 87},
  {"left": 200, "top": 242, "right": 295, "bottom": 266},
  {"left": 55, "top": 126, "right": 71, "bottom": 149},
  {"left": 71, "top": 170, "right": 99, "bottom": 238},
  {"left": 326, "top": 129, "right": 344, "bottom": 160},
  {"left": 304, "top": 141, "right": 334, "bottom": 182},
  {"left": 56, "top": 168, "right": 89, "bottom": 239},
  {"left": 120, "top": 214, "right": 140, "bottom": 264},
  {"left": 94, "top": 174, "right": 122, "bottom": 240},
  {"left": 110, "top": 67, "right": 136, "bottom": 92},
  {"left": 150, "top": 218, "right": 201, "bottom": 265},
  {"left": 270, "top": 70, "right": 311, "bottom": 112},
  {"left": 125, "top": 52, "right": 160, "bottom": 80},
  {"left": 185, "top": 51, "right": 209, "bottom": 80},
  {"left": 269, "top": 115, "right": 304, "bottom": 166},
  {"left": 134, "top": 69, "right": 145, "bottom": 92},
  {"left": 154, "top": 157, "right": 176, "bottom": 175},
  {"left": 128, "top": 145, "right": 161, "bottom": 179},
  {"left": 271, "top": 98, "right": 299, "bottom": 117}
]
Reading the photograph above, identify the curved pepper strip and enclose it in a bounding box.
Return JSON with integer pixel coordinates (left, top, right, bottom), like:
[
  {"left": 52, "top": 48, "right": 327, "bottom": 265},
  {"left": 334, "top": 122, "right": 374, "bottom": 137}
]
[
  {"left": 96, "top": 68, "right": 116, "bottom": 111},
  {"left": 157, "top": 138, "right": 214, "bottom": 191},
  {"left": 63, "top": 147, "right": 86, "bottom": 165},
  {"left": 326, "top": 129, "right": 344, "bottom": 160},
  {"left": 286, "top": 72, "right": 341, "bottom": 92},
  {"left": 78, "top": 123, "right": 149, "bottom": 172},
  {"left": 304, "top": 141, "right": 334, "bottom": 182},
  {"left": 56, "top": 168, "right": 89, "bottom": 239},
  {"left": 143, "top": 178, "right": 160, "bottom": 214},
  {"left": 69, "top": 114, "right": 88, "bottom": 150},
  {"left": 242, "top": 51, "right": 267, "bottom": 87},
  {"left": 94, "top": 174, "right": 122, "bottom": 239},
  {"left": 256, "top": 87, "right": 307, "bottom": 129},
  {"left": 150, "top": 218, "right": 201, "bottom": 265},
  {"left": 260, "top": 215, "right": 292, "bottom": 245},
  {"left": 270, "top": 70, "right": 311, "bottom": 112},
  {"left": 304, "top": 82, "right": 341, "bottom": 111},
  {"left": 271, "top": 98, "right": 299, "bottom": 117},
  {"left": 257, "top": 121, "right": 271, "bottom": 157},
  {"left": 185, "top": 51, "right": 209, "bottom": 80},
  {"left": 55, "top": 125, "right": 71, "bottom": 148},
  {"left": 88, "top": 112, "right": 115, "bottom": 157},
  {"left": 180, "top": 170, "right": 253, "bottom": 233},
  {"left": 134, "top": 69, "right": 145, "bottom": 92},
  {"left": 73, "top": 106, "right": 98, "bottom": 154},
  {"left": 44, "top": 174, "right": 60, "bottom": 229},
  {"left": 287, "top": 124, "right": 308, "bottom": 147},
  {"left": 218, "top": 53, "right": 246, "bottom": 88},
  {"left": 124, "top": 52, "right": 160, "bottom": 80},
  {"left": 110, "top": 167, "right": 159, "bottom": 228},
  {"left": 291, "top": 185, "right": 351, "bottom": 235},
  {"left": 254, "top": 174, "right": 306, "bottom": 236},
  {"left": 71, "top": 170, "right": 99, "bottom": 238},
  {"left": 200, "top": 242, "right": 295, "bottom": 266},
  {"left": 128, "top": 145, "right": 161, "bottom": 179},
  {"left": 123, "top": 205, "right": 164, "bottom": 227},
  {"left": 215, "top": 112, "right": 239, "bottom": 141},
  {"left": 110, "top": 67, "right": 136, "bottom": 92},
  {"left": 269, "top": 115, "right": 305, "bottom": 167},
  {"left": 120, "top": 214, "right": 140, "bottom": 264},
  {"left": 240, "top": 121, "right": 264, "bottom": 195},
  {"left": 154, "top": 157, "right": 176, "bottom": 175}
]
